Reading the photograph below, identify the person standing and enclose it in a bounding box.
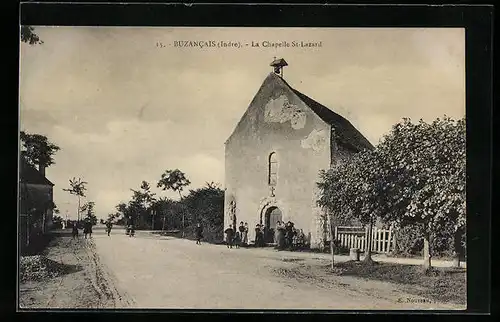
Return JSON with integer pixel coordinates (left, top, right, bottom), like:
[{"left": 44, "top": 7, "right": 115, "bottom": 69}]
[
  {"left": 276, "top": 221, "right": 286, "bottom": 250},
  {"left": 255, "top": 224, "right": 265, "bottom": 247},
  {"left": 296, "top": 229, "right": 306, "bottom": 249},
  {"left": 234, "top": 231, "right": 241, "bottom": 249},
  {"left": 72, "top": 222, "right": 79, "bottom": 239},
  {"left": 284, "top": 221, "right": 293, "bottom": 249},
  {"left": 88, "top": 221, "right": 93, "bottom": 238},
  {"left": 238, "top": 222, "right": 245, "bottom": 238},
  {"left": 195, "top": 222, "right": 203, "bottom": 245},
  {"left": 106, "top": 221, "right": 113, "bottom": 236},
  {"left": 83, "top": 220, "right": 89, "bottom": 239},
  {"left": 242, "top": 222, "right": 249, "bottom": 246},
  {"left": 225, "top": 224, "right": 235, "bottom": 249}
]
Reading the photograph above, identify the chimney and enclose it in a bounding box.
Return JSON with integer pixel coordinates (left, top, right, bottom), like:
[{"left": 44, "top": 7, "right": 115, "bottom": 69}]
[{"left": 38, "top": 163, "right": 46, "bottom": 177}]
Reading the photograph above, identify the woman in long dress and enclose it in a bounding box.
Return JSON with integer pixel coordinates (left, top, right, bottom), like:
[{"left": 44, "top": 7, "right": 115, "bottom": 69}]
[{"left": 242, "top": 222, "right": 249, "bottom": 246}]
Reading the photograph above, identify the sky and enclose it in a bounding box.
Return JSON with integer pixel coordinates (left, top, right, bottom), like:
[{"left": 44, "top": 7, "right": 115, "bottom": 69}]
[{"left": 19, "top": 27, "right": 465, "bottom": 220}]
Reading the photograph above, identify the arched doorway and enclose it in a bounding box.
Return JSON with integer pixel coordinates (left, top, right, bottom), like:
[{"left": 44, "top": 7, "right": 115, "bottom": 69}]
[{"left": 263, "top": 207, "right": 282, "bottom": 244}]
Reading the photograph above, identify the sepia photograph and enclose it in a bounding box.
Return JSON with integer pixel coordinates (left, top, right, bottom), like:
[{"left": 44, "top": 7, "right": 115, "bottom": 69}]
[{"left": 19, "top": 26, "right": 467, "bottom": 310}]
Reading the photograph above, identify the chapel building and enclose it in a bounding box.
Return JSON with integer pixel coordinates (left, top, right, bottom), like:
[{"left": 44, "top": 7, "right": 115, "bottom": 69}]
[{"left": 224, "top": 58, "right": 374, "bottom": 248}]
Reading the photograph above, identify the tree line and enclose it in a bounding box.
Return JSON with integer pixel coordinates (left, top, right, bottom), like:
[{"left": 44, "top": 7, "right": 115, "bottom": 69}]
[
  {"left": 110, "top": 170, "right": 224, "bottom": 243},
  {"left": 317, "top": 116, "right": 466, "bottom": 270}
]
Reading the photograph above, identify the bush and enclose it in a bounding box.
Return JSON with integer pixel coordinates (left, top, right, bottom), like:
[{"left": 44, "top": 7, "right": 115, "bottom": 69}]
[{"left": 393, "top": 224, "right": 464, "bottom": 258}]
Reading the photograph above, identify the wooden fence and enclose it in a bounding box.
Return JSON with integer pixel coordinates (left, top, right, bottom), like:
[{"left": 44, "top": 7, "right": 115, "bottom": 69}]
[{"left": 333, "top": 226, "right": 394, "bottom": 253}]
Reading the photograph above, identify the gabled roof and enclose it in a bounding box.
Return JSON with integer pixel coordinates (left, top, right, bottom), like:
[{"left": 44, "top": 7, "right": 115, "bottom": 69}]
[
  {"left": 19, "top": 158, "right": 54, "bottom": 186},
  {"left": 225, "top": 72, "right": 374, "bottom": 152},
  {"left": 280, "top": 74, "right": 374, "bottom": 151},
  {"left": 288, "top": 87, "right": 374, "bottom": 152}
]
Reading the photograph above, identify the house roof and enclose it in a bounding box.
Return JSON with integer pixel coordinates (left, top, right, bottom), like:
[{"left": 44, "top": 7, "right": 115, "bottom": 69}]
[
  {"left": 19, "top": 158, "right": 54, "bottom": 186},
  {"left": 279, "top": 74, "right": 374, "bottom": 151}
]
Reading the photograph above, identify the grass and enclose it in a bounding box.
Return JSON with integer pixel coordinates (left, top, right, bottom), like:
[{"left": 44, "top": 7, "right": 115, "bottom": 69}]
[{"left": 328, "top": 260, "right": 466, "bottom": 304}]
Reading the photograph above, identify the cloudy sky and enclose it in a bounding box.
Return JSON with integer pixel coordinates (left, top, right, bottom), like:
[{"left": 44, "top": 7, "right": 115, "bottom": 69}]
[{"left": 19, "top": 27, "right": 465, "bottom": 220}]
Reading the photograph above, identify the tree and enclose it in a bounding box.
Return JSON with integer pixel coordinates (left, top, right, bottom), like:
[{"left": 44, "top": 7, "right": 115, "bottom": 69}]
[
  {"left": 52, "top": 215, "right": 63, "bottom": 229},
  {"left": 318, "top": 148, "right": 387, "bottom": 264},
  {"left": 63, "top": 177, "right": 88, "bottom": 224},
  {"left": 81, "top": 201, "right": 97, "bottom": 225},
  {"left": 130, "top": 181, "right": 157, "bottom": 229},
  {"left": 151, "top": 197, "right": 177, "bottom": 231},
  {"left": 181, "top": 182, "right": 225, "bottom": 242},
  {"left": 21, "top": 26, "right": 43, "bottom": 45},
  {"left": 20, "top": 131, "right": 60, "bottom": 170},
  {"left": 106, "top": 212, "right": 119, "bottom": 224},
  {"left": 157, "top": 169, "right": 191, "bottom": 237},
  {"left": 115, "top": 202, "right": 130, "bottom": 225},
  {"left": 318, "top": 116, "right": 465, "bottom": 270},
  {"left": 376, "top": 117, "right": 466, "bottom": 270}
]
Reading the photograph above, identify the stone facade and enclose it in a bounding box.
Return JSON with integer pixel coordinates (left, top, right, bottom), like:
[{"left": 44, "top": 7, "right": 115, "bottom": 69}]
[{"left": 224, "top": 71, "right": 371, "bottom": 248}]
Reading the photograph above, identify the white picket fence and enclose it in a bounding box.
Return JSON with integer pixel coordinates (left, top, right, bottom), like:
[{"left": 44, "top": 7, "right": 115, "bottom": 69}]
[{"left": 333, "top": 226, "right": 394, "bottom": 253}]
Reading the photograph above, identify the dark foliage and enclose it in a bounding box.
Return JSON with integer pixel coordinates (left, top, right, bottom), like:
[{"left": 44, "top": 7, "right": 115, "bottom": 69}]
[{"left": 20, "top": 26, "right": 43, "bottom": 45}]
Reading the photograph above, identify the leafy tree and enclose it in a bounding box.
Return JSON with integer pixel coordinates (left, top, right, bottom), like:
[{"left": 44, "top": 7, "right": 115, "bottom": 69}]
[
  {"left": 115, "top": 203, "right": 130, "bottom": 226},
  {"left": 52, "top": 215, "right": 64, "bottom": 229},
  {"left": 378, "top": 117, "right": 466, "bottom": 269},
  {"left": 81, "top": 201, "right": 97, "bottom": 225},
  {"left": 63, "top": 177, "right": 87, "bottom": 223},
  {"left": 181, "top": 182, "right": 225, "bottom": 242},
  {"left": 151, "top": 197, "right": 178, "bottom": 231},
  {"left": 318, "top": 148, "right": 388, "bottom": 263},
  {"left": 20, "top": 131, "right": 60, "bottom": 170},
  {"left": 130, "top": 181, "right": 157, "bottom": 229},
  {"left": 106, "top": 212, "right": 120, "bottom": 224},
  {"left": 318, "top": 116, "right": 465, "bottom": 270},
  {"left": 157, "top": 169, "right": 191, "bottom": 237},
  {"left": 21, "top": 26, "right": 44, "bottom": 45}
]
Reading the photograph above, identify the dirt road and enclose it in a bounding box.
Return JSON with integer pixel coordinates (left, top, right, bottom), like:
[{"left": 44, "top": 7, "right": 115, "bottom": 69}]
[
  {"left": 93, "top": 227, "right": 464, "bottom": 310},
  {"left": 19, "top": 230, "right": 133, "bottom": 309}
]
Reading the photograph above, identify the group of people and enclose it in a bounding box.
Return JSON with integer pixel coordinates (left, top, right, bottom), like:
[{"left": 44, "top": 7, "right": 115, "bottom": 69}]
[
  {"left": 274, "top": 221, "right": 306, "bottom": 250},
  {"left": 223, "top": 220, "right": 307, "bottom": 250},
  {"left": 224, "top": 222, "right": 249, "bottom": 249},
  {"left": 71, "top": 220, "right": 94, "bottom": 239}
]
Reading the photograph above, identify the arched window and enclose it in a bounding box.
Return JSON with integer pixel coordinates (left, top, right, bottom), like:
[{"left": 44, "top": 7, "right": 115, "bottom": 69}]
[{"left": 268, "top": 152, "right": 278, "bottom": 186}]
